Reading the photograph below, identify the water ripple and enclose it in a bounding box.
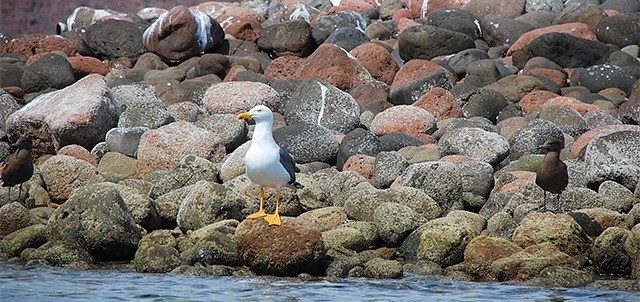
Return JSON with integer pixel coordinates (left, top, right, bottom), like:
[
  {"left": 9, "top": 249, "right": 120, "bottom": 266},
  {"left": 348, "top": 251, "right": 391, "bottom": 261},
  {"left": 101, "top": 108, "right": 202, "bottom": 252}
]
[{"left": 0, "top": 265, "right": 637, "bottom": 302}]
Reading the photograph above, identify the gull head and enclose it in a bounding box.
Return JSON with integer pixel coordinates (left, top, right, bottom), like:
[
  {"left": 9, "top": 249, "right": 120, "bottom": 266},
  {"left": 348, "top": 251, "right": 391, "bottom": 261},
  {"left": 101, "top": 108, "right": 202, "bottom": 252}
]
[{"left": 237, "top": 105, "right": 274, "bottom": 124}]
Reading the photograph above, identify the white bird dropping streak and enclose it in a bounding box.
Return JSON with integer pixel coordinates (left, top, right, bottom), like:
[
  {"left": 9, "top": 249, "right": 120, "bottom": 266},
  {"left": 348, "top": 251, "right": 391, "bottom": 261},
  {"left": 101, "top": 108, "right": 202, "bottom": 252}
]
[{"left": 318, "top": 83, "right": 328, "bottom": 126}]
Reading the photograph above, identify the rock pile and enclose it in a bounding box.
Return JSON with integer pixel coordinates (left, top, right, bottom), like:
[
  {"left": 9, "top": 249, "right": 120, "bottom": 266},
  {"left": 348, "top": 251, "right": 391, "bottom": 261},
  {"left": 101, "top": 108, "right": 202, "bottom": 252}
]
[{"left": 1, "top": 0, "right": 639, "bottom": 290}]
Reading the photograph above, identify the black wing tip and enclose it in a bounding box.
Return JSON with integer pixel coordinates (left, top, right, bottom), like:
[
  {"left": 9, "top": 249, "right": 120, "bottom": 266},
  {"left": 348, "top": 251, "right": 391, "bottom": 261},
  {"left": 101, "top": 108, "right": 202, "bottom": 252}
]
[{"left": 292, "top": 182, "right": 304, "bottom": 189}]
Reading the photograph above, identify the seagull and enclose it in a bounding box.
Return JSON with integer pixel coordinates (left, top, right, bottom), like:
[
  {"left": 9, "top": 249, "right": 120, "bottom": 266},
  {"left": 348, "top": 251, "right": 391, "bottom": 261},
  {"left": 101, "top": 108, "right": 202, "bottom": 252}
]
[
  {"left": 1, "top": 136, "right": 34, "bottom": 205},
  {"left": 535, "top": 138, "right": 568, "bottom": 212},
  {"left": 237, "top": 105, "right": 303, "bottom": 226}
]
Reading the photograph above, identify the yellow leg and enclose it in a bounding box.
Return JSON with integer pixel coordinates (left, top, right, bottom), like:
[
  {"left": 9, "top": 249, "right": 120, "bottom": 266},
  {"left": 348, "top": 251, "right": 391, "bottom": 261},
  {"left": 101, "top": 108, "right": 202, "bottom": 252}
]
[
  {"left": 264, "top": 190, "right": 282, "bottom": 226},
  {"left": 247, "top": 186, "right": 267, "bottom": 219}
]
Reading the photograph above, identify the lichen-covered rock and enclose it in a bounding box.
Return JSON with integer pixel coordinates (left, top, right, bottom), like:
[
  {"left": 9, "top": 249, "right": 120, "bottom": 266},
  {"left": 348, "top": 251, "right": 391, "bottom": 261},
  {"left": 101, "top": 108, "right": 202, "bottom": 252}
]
[
  {"left": 592, "top": 227, "right": 632, "bottom": 277},
  {"left": 405, "top": 211, "right": 485, "bottom": 267},
  {"left": 40, "top": 155, "right": 106, "bottom": 204},
  {"left": 25, "top": 240, "right": 94, "bottom": 266},
  {"left": 111, "top": 83, "right": 174, "bottom": 129},
  {"left": 490, "top": 243, "right": 579, "bottom": 281},
  {"left": 177, "top": 219, "right": 242, "bottom": 266},
  {"left": 463, "top": 235, "right": 523, "bottom": 281},
  {"left": 400, "top": 161, "right": 463, "bottom": 214},
  {"left": 0, "top": 224, "right": 46, "bottom": 257},
  {"left": 512, "top": 212, "right": 591, "bottom": 256},
  {"left": 136, "top": 121, "right": 226, "bottom": 178},
  {"left": 100, "top": 182, "right": 160, "bottom": 231},
  {"left": 46, "top": 184, "right": 142, "bottom": 261},
  {"left": 363, "top": 258, "right": 403, "bottom": 279},
  {"left": 438, "top": 128, "right": 509, "bottom": 166},
  {"left": 133, "top": 229, "right": 181, "bottom": 273},
  {"left": 148, "top": 155, "right": 220, "bottom": 199},
  {"left": 176, "top": 181, "right": 250, "bottom": 232},
  {"left": 374, "top": 202, "right": 426, "bottom": 247},
  {"left": 235, "top": 217, "right": 324, "bottom": 276},
  {"left": 344, "top": 182, "right": 441, "bottom": 222}
]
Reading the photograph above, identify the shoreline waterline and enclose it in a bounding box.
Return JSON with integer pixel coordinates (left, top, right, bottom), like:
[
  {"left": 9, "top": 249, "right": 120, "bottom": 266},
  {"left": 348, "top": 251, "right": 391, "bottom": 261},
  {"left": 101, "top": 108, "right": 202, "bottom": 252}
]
[{"left": 1, "top": 263, "right": 637, "bottom": 301}]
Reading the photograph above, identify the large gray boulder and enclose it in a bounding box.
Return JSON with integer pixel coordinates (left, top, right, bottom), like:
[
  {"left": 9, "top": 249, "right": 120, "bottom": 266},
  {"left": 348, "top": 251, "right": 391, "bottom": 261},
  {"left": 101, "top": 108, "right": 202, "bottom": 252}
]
[{"left": 46, "top": 184, "right": 143, "bottom": 261}]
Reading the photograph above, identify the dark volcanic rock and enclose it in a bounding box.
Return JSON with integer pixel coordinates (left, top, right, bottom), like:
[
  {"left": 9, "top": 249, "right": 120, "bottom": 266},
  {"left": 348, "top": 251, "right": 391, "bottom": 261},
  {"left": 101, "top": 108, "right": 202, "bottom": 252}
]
[
  {"left": 517, "top": 32, "right": 615, "bottom": 68},
  {"left": 258, "top": 20, "right": 317, "bottom": 57},
  {"left": 84, "top": 19, "right": 147, "bottom": 61},
  {"left": 425, "top": 8, "right": 482, "bottom": 40},
  {"left": 337, "top": 128, "right": 384, "bottom": 170},
  {"left": 20, "top": 53, "right": 75, "bottom": 93},
  {"left": 595, "top": 13, "right": 640, "bottom": 48},
  {"left": 398, "top": 25, "right": 476, "bottom": 61}
]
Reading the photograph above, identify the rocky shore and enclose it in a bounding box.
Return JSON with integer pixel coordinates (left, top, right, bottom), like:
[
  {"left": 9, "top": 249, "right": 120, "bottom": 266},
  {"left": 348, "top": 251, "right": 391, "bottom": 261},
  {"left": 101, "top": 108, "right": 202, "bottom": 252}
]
[{"left": 1, "top": 0, "right": 640, "bottom": 292}]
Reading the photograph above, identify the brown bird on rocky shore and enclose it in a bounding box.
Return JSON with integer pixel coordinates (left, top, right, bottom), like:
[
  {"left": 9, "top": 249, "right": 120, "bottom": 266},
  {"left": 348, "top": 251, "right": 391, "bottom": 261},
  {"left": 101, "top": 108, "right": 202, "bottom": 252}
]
[
  {"left": 1, "top": 136, "right": 34, "bottom": 204},
  {"left": 535, "top": 138, "right": 568, "bottom": 212}
]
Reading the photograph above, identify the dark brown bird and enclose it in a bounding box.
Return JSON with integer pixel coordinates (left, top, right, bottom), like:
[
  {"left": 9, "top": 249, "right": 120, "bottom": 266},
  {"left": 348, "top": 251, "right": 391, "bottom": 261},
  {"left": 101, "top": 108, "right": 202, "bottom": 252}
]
[
  {"left": 535, "top": 138, "right": 568, "bottom": 212},
  {"left": 1, "top": 137, "right": 34, "bottom": 204}
]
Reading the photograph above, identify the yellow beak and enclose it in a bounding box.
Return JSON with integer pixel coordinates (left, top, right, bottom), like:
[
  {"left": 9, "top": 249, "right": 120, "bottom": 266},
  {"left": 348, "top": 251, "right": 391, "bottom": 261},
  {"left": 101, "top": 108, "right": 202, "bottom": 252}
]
[{"left": 237, "top": 112, "right": 252, "bottom": 120}]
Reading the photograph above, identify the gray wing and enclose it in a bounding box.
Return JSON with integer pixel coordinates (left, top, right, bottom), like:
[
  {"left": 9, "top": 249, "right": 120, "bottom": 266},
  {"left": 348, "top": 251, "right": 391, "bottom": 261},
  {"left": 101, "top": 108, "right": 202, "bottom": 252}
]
[{"left": 279, "top": 146, "right": 299, "bottom": 184}]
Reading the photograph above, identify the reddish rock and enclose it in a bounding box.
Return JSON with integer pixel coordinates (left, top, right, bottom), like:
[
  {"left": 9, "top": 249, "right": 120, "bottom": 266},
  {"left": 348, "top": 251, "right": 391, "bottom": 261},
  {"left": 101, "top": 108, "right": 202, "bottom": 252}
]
[
  {"left": 525, "top": 68, "right": 567, "bottom": 87},
  {"left": 343, "top": 154, "right": 376, "bottom": 179},
  {"left": 328, "top": 0, "right": 376, "bottom": 14},
  {"left": 57, "top": 144, "right": 98, "bottom": 167},
  {"left": 491, "top": 242, "right": 579, "bottom": 281},
  {"left": 463, "top": 0, "right": 526, "bottom": 20},
  {"left": 0, "top": 34, "right": 77, "bottom": 59},
  {"left": 392, "top": 9, "right": 414, "bottom": 21},
  {"left": 413, "top": 87, "right": 463, "bottom": 121},
  {"left": 396, "top": 17, "right": 421, "bottom": 35},
  {"left": 0, "top": 203, "right": 34, "bottom": 239},
  {"left": 202, "top": 81, "right": 280, "bottom": 114},
  {"left": 40, "top": 155, "right": 106, "bottom": 203},
  {"left": 464, "top": 235, "right": 523, "bottom": 281},
  {"left": 497, "top": 117, "right": 528, "bottom": 141},
  {"left": 5, "top": 74, "right": 119, "bottom": 158},
  {"left": 370, "top": 105, "right": 437, "bottom": 136},
  {"left": 571, "top": 125, "right": 640, "bottom": 158},
  {"left": 220, "top": 15, "right": 263, "bottom": 43},
  {"left": 295, "top": 44, "right": 375, "bottom": 92},
  {"left": 391, "top": 59, "right": 455, "bottom": 92},
  {"left": 264, "top": 56, "right": 305, "bottom": 80},
  {"left": 350, "top": 43, "right": 399, "bottom": 85},
  {"left": 67, "top": 56, "right": 110, "bottom": 78},
  {"left": 298, "top": 206, "right": 348, "bottom": 232},
  {"left": 349, "top": 81, "right": 392, "bottom": 115},
  {"left": 541, "top": 96, "right": 601, "bottom": 116},
  {"left": 222, "top": 65, "right": 247, "bottom": 82},
  {"left": 136, "top": 121, "right": 226, "bottom": 178},
  {"left": 235, "top": 217, "right": 325, "bottom": 276},
  {"left": 519, "top": 90, "right": 560, "bottom": 116},
  {"left": 419, "top": 0, "right": 471, "bottom": 15},
  {"left": 491, "top": 171, "right": 536, "bottom": 194},
  {"left": 167, "top": 101, "right": 200, "bottom": 122},
  {"left": 507, "top": 23, "right": 597, "bottom": 56}
]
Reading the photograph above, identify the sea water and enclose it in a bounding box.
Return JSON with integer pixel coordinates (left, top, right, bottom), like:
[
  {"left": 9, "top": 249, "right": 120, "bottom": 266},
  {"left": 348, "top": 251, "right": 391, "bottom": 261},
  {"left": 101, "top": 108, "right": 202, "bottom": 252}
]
[{"left": 0, "top": 264, "right": 637, "bottom": 301}]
